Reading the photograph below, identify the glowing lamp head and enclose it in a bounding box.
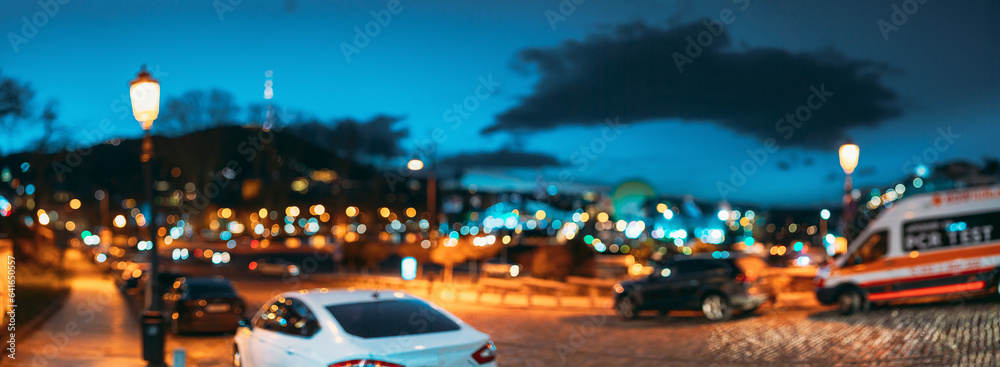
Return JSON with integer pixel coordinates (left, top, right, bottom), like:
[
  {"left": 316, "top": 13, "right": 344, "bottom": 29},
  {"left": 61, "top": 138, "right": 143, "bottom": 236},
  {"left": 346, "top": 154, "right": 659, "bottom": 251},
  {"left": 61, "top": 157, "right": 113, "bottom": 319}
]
[
  {"left": 407, "top": 159, "right": 424, "bottom": 171},
  {"left": 839, "top": 142, "right": 859, "bottom": 174},
  {"left": 129, "top": 65, "right": 160, "bottom": 130},
  {"left": 113, "top": 214, "right": 127, "bottom": 228}
]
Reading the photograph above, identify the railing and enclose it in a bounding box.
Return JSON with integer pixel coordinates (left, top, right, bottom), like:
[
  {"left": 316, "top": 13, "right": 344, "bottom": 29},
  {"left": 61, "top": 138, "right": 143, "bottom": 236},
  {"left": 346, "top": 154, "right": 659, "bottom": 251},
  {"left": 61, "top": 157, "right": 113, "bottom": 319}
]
[
  {"left": 565, "top": 276, "right": 618, "bottom": 307},
  {"left": 308, "top": 273, "right": 618, "bottom": 308}
]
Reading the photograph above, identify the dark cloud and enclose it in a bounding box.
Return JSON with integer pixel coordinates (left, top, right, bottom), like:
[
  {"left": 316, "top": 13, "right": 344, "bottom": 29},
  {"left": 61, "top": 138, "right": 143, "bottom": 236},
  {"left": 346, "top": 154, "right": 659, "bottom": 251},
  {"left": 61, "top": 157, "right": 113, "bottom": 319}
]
[
  {"left": 438, "top": 149, "right": 561, "bottom": 170},
  {"left": 285, "top": 115, "right": 409, "bottom": 160},
  {"left": 484, "top": 20, "right": 901, "bottom": 149}
]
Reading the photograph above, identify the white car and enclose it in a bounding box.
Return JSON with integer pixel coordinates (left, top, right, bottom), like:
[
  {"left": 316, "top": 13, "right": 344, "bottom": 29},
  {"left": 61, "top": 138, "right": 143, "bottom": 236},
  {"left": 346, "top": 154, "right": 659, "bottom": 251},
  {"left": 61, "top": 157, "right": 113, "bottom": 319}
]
[{"left": 233, "top": 289, "right": 498, "bottom": 367}]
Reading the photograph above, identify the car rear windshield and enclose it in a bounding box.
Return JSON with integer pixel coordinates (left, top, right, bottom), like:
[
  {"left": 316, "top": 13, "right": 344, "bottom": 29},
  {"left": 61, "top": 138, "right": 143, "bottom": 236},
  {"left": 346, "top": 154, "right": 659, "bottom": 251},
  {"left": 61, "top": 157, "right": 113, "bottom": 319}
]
[
  {"left": 188, "top": 283, "right": 235, "bottom": 296},
  {"left": 326, "top": 299, "right": 461, "bottom": 339}
]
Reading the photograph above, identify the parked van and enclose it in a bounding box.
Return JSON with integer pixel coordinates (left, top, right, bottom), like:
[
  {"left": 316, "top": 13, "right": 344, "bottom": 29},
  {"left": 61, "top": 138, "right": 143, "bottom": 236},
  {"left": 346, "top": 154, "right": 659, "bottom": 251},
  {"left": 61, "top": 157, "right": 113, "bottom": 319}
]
[{"left": 815, "top": 185, "right": 1000, "bottom": 314}]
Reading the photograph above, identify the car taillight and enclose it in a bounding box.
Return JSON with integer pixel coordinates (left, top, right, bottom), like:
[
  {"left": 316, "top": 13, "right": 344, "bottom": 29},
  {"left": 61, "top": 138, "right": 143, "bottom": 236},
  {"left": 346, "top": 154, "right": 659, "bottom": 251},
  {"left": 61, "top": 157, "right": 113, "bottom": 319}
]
[
  {"left": 472, "top": 341, "right": 497, "bottom": 364},
  {"left": 329, "top": 359, "right": 403, "bottom": 367},
  {"left": 736, "top": 273, "right": 757, "bottom": 284},
  {"left": 814, "top": 278, "right": 825, "bottom": 288}
]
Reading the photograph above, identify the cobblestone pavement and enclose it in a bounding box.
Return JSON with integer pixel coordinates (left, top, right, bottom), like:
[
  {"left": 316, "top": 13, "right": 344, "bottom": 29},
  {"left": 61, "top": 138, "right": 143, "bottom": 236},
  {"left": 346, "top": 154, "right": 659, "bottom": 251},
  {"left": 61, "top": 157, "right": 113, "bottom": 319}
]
[
  {"left": 450, "top": 300, "right": 999, "bottom": 366},
  {"left": 168, "top": 286, "right": 999, "bottom": 367}
]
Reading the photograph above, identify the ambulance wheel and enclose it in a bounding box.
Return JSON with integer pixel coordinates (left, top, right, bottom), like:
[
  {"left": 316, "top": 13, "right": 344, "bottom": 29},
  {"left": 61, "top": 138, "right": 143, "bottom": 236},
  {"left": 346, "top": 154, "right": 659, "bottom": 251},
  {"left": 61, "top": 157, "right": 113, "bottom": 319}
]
[{"left": 836, "top": 288, "right": 868, "bottom": 315}]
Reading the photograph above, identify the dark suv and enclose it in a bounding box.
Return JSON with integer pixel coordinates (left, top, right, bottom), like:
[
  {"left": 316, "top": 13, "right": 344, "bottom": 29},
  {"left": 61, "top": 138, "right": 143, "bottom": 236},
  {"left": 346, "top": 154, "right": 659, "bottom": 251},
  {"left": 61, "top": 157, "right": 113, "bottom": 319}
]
[{"left": 613, "top": 255, "right": 773, "bottom": 321}]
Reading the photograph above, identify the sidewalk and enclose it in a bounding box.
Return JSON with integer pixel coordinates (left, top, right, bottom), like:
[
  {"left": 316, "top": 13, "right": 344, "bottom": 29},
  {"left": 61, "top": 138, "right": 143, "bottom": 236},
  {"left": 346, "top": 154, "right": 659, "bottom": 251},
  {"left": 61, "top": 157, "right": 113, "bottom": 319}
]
[{"left": 12, "top": 249, "right": 146, "bottom": 367}]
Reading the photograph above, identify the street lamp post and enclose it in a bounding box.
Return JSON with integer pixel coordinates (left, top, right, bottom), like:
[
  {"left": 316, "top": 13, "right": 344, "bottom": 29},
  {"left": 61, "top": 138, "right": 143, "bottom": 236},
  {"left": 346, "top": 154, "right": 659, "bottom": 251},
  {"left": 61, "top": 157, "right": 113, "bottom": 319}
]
[
  {"left": 839, "top": 141, "right": 859, "bottom": 242},
  {"left": 130, "top": 65, "right": 165, "bottom": 367},
  {"left": 819, "top": 208, "right": 830, "bottom": 241},
  {"left": 407, "top": 158, "right": 436, "bottom": 230},
  {"left": 407, "top": 157, "right": 436, "bottom": 280}
]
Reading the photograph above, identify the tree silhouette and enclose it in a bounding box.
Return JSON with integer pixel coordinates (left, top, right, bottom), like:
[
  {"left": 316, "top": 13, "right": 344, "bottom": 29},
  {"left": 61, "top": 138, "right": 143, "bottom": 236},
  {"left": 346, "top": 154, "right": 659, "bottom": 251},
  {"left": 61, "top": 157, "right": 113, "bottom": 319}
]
[
  {"left": 531, "top": 245, "right": 572, "bottom": 280},
  {"left": 0, "top": 73, "right": 35, "bottom": 156},
  {"left": 360, "top": 240, "right": 391, "bottom": 273},
  {"left": 284, "top": 115, "right": 409, "bottom": 164},
  {"left": 0, "top": 74, "right": 33, "bottom": 124},
  {"left": 459, "top": 240, "right": 502, "bottom": 279},
  {"left": 156, "top": 89, "right": 243, "bottom": 200},
  {"left": 160, "top": 89, "right": 241, "bottom": 135},
  {"left": 33, "top": 100, "right": 65, "bottom": 153},
  {"left": 430, "top": 242, "right": 468, "bottom": 283}
]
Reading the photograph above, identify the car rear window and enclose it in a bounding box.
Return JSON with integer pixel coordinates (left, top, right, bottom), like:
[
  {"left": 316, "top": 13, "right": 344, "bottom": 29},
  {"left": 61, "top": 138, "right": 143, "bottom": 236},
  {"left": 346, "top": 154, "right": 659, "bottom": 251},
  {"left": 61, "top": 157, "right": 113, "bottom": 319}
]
[
  {"left": 674, "top": 260, "right": 729, "bottom": 274},
  {"left": 188, "top": 283, "right": 235, "bottom": 296},
  {"left": 326, "top": 299, "right": 461, "bottom": 339}
]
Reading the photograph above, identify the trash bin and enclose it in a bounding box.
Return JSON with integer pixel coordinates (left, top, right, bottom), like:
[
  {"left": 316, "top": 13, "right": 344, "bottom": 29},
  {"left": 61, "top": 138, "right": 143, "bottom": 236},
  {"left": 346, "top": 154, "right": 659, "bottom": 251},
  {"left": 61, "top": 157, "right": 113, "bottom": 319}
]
[{"left": 141, "top": 310, "right": 165, "bottom": 365}]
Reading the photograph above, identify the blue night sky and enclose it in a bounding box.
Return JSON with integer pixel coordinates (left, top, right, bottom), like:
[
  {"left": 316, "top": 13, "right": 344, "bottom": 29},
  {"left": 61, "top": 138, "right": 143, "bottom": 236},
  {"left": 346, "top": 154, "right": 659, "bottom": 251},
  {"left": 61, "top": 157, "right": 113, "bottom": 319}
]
[{"left": 1, "top": 0, "right": 998, "bottom": 208}]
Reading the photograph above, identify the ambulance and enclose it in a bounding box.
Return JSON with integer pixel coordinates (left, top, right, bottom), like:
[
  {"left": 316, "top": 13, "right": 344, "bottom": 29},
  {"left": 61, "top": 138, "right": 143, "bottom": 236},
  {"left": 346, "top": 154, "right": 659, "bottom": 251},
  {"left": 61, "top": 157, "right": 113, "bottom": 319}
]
[{"left": 815, "top": 185, "right": 1000, "bottom": 314}]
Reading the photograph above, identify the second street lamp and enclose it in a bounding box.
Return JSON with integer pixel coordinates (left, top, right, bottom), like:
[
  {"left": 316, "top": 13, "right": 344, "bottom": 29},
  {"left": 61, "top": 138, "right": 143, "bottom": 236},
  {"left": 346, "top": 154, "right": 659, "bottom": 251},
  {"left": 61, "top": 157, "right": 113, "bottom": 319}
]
[
  {"left": 839, "top": 141, "right": 860, "bottom": 242},
  {"left": 819, "top": 208, "right": 830, "bottom": 245},
  {"left": 408, "top": 158, "right": 436, "bottom": 231},
  {"left": 130, "top": 65, "right": 165, "bottom": 367}
]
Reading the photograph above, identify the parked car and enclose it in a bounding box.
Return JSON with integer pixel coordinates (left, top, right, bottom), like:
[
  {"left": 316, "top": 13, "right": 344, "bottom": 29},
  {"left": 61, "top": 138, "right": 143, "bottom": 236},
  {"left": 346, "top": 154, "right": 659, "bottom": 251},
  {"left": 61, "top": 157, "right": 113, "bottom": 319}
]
[
  {"left": 481, "top": 258, "right": 521, "bottom": 278},
  {"left": 130, "top": 271, "right": 188, "bottom": 299},
  {"left": 816, "top": 185, "right": 1000, "bottom": 315},
  {"left": 233, "top": 289, "right": 497, "bottom": 366},
  {"left": 117, "top": 261, "right": 149, "bottom": 295},
  {"left": 613, "top": 255, "right": 773, "bottom": 321},
  {"left": 249, "top": 257, "right": 301, "bottom": 277},
  {"left": 163, "top": 277, "right": 245, "bottom": 334}
]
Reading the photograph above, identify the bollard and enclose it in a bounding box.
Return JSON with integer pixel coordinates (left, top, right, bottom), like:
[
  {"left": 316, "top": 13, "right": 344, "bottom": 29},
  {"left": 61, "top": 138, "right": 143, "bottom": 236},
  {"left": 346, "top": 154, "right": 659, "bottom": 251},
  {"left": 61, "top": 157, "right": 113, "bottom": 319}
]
[{"left": 173, "top": 347, "right": 186, "bottom": 367}]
